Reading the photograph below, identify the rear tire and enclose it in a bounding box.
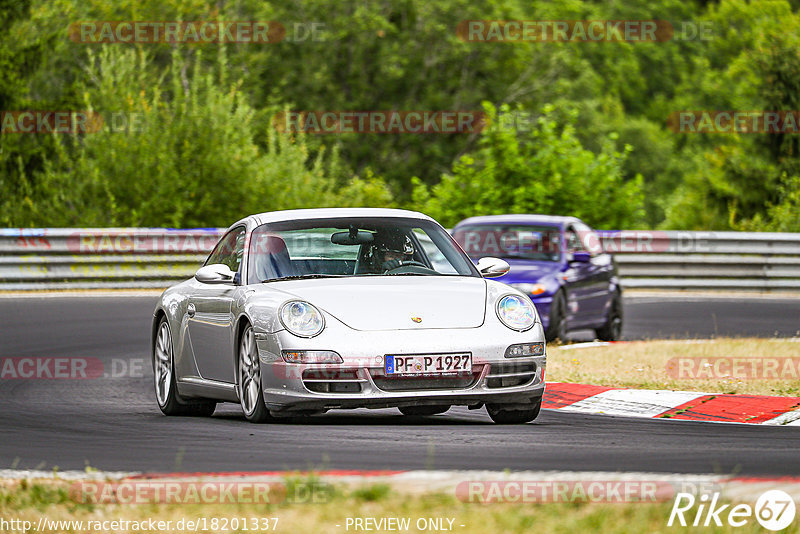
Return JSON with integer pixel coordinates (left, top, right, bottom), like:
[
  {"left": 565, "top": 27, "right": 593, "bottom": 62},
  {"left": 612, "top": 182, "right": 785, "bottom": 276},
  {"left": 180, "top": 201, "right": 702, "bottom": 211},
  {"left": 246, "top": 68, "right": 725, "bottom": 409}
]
[
  {"left": 487, "top": 398, "right": 542, "bottom": 424},
  {"left": 596, "top": 292, "right": 623, "bottom": 341},
  {"left": 544, "top": 291, "right": 567, "bottom": 343},
  {"left": 238, "top": 324, "right": 272, "bottom": 423},
  {"left": 153, "top": 317, "right": 216, "bottom": 417},
  {"left": 398, "top": 406, "right": 450, "bottom": 416}
]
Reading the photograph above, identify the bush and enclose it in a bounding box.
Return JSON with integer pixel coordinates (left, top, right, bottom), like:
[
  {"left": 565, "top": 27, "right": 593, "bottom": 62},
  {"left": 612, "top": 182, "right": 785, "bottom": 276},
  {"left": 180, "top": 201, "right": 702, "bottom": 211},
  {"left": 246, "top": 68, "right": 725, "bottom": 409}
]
[
  {"left": 2, "top": 47, "right": 394, "bottom": 227},
  {"left": 412, "top": 102, "right": 645, "bottom": 229}
]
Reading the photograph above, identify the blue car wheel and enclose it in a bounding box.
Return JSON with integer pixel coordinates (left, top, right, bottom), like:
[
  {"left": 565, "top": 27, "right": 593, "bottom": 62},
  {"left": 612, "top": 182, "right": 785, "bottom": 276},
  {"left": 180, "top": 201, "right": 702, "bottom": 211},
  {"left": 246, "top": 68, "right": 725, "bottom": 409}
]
[
  {"left": 545, "top": 290, "right": 567, "bottom": 342},
  {"left": 595, "top": 292, "right": 623, "bottom": 341}
]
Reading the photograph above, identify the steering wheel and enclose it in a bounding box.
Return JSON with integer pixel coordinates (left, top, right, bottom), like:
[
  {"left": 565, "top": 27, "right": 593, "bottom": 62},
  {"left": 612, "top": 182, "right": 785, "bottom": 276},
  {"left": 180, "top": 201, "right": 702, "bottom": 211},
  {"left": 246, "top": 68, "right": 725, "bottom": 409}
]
[{"left": 383, "top": 259, "right": 430, "bottom": 273}]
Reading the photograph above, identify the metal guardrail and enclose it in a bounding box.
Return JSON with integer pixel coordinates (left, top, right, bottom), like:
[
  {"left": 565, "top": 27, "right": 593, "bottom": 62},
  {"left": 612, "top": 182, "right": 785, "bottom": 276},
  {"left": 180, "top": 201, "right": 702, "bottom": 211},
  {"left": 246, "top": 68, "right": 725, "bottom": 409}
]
[
  {"left": 0, "top": 228, "right": 224, "bottom": 290},
  {"left": 596, "top": 231, "right": 800, "bottom": 290},
  {"left": 1, "top": 228, "right": 799, "bottom": 291}
]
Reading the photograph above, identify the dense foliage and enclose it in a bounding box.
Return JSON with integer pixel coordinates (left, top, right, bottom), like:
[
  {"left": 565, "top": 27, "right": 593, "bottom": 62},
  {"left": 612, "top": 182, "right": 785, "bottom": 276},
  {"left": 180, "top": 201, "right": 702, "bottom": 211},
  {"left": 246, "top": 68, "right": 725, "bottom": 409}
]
[
  {"left": 1, "top": 0, "right": 798, "bottom": 230},
  {"left": 413, "top": 103, "right": 644, "bottom": 228}
]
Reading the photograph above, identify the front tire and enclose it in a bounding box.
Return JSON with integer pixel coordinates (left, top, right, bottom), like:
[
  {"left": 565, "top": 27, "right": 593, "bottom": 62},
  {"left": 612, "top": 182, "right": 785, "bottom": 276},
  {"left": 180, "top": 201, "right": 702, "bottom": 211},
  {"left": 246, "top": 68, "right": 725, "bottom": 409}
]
[
  {"left": 398, "top": 406, "right": 450, "bottom": 416},
  {"left": 153, "top": 317, "right": 216, "bottom": 417},
  {"left": 238, "top": 325, "right": 272, "bottom": 423},
  {"left": 545, "top": 290, "right": 567, "bottom": 343},
  {"left": 487, "top": 398, "right": 542, "bottom": 424},
  {"left": 596, "top": 292, "right": 623, "bottom": 341}
]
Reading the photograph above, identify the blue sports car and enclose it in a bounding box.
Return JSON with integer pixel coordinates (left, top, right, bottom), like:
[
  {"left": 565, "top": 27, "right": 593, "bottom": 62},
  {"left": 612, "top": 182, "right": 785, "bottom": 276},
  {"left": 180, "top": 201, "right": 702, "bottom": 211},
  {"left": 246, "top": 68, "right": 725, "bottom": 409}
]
[{"left": 452, "top": 215, "right": 622, "bottom": 342}]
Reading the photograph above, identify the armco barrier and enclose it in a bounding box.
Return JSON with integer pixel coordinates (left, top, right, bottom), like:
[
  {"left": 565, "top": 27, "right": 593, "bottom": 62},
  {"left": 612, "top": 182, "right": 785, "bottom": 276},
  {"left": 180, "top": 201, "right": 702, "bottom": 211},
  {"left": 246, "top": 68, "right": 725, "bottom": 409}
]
[
  {"left": 1, "top": 228, "right": 799, "bottom": 291},
  {"left": 0, "top": 228, "right": 224, "bottom": 290},
  {"left": 596, "top": 230, "right": 800, "bottom": 291}
]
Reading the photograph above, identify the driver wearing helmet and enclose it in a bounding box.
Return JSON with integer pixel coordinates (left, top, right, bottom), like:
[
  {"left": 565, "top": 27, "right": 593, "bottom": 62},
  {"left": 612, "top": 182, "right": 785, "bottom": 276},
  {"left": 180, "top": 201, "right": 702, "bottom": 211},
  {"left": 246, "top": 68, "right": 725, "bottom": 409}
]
[{"left": 373, "top": 231, "right": 414, "bottom": 273}]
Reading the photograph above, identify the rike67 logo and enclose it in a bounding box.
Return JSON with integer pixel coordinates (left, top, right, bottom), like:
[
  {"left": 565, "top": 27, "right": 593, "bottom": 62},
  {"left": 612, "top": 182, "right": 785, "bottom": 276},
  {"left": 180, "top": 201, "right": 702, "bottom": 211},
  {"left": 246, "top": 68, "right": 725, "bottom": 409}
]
[{"left": 668, "top": 490, "right": 796, "bottom": 531}]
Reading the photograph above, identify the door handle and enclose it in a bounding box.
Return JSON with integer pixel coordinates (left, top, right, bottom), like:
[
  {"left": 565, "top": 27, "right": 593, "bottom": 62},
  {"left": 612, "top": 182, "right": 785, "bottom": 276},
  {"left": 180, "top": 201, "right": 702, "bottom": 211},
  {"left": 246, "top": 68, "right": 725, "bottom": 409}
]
[{"left": 187, "top": 303, "right": 196, "bottom": 317}]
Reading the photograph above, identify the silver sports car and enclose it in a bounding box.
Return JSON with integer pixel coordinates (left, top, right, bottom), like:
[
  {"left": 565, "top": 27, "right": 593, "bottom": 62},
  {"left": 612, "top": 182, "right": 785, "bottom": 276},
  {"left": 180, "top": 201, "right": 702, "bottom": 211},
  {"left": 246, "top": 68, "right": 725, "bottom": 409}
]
[{"left": 151, "top": 208, "right": 547, "bottom": 424}]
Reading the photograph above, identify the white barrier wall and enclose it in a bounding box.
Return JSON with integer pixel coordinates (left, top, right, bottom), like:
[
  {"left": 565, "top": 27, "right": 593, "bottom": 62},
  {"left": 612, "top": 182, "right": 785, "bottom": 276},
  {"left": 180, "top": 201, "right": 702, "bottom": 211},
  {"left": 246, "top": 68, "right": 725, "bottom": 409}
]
[{"left": 1, "top": 228, "right": 799, "bottom": 291}]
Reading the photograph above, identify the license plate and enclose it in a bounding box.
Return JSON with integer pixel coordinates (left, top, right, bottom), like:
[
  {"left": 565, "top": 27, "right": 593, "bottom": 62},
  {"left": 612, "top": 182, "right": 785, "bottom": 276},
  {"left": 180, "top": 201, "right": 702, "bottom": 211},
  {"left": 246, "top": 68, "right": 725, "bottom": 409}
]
[{"left": 385, "top": 353, "right": 472, "bottom": 376}]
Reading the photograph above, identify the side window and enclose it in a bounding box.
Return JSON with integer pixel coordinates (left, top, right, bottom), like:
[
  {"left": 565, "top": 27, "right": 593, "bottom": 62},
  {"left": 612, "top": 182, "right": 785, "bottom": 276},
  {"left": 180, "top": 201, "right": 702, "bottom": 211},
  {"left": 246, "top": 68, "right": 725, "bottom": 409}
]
[
  {"left": 565, "top": 226, "right": 586, "bottom": 254},
  {"left": 205, "top": 227, "right": 246, "bottom": 272},
  {"left": 572, "top": 222, "right": 602, "bottom": 256},
  {"left": 413, "top": 228, "right": 457, "bottom": 273}
]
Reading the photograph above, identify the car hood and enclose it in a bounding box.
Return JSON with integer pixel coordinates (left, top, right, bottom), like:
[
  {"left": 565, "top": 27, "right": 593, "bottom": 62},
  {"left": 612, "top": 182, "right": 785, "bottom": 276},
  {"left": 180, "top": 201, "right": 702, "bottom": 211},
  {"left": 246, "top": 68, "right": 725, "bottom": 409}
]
[
  {"left": 272, "top": 276, "right": 487, "bottom": 331},
  {"left": 494, "top": 259, "right": 563, "bottom": 284}
]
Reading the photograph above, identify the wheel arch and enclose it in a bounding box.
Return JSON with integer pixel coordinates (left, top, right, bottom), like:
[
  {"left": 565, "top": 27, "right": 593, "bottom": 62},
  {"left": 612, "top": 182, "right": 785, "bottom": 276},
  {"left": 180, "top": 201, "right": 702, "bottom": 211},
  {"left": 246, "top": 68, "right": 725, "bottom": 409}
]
[
  {"left": 603, "top": 286, "right": 623, "bottom": 320},
  {"left": 151, "top": 309, "right": 167, "bottom": 363},
  {"left": 544, "top": 287, "right": 568, "bottom": 342},
  {"left": 233, "top": 314, "right": 253, "bottom": 383},
  {"left": 552, "top": 285, "right": 568, "bottom": 311}
]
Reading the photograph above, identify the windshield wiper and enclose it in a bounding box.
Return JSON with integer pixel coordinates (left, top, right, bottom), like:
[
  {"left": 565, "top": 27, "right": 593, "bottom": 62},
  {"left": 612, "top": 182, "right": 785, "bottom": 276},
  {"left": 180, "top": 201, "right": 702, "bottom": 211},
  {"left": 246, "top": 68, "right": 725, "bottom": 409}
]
[{"left": 262, "top": 274, "right": 346, "bottom": 283}]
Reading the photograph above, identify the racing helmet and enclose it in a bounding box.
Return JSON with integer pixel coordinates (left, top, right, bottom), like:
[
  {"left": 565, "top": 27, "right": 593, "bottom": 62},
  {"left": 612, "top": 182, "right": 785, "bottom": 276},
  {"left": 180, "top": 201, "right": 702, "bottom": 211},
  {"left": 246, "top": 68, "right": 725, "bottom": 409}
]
[{"left": 376, "top": 231, "right": 414, "bottom": 256}]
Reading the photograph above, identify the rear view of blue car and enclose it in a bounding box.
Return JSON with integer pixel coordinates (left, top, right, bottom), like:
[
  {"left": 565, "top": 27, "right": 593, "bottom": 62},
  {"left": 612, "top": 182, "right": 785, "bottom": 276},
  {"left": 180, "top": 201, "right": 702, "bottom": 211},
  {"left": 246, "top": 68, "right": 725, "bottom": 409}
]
[{"left": 452, "top": 215, "right": 622, "bottom": 342}]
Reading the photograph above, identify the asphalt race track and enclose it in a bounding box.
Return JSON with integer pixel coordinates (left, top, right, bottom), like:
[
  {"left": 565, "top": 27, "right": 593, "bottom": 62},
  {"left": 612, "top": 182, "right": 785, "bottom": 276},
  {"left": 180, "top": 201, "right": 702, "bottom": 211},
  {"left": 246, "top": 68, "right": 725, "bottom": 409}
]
[{"left": 1, "top": 294, "right": 798, "bottom": 475}]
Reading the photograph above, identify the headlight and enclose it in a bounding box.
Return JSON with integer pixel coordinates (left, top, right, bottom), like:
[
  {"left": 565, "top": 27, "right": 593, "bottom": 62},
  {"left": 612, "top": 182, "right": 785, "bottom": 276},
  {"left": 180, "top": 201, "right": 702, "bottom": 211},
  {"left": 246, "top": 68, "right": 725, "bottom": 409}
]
[
  {"left": 279, "top": 301, "right": 325, "bottom": 338},
  {"left": 496, "top": 294, "right": 536, "bottom": 331},
  {"left": 511, "top": 283, "right": 547, "bottom": 296}
]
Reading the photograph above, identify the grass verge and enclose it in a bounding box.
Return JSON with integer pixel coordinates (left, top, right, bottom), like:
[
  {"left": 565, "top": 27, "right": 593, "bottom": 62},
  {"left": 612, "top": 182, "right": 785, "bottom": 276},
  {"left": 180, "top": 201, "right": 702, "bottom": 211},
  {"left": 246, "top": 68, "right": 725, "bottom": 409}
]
[
  {"left": 548, "top": 338, "right": 800, "bottom": 396},
  {"left": 0, "top": 478, "right": 775, "bottom": 534}
]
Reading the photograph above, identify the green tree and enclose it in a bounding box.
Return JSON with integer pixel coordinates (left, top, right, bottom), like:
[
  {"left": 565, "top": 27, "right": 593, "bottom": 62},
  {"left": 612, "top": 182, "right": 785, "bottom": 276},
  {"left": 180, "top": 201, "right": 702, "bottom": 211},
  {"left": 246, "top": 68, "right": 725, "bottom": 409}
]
[
  {"left": 413, "top": 102, "right": 644, "bottom": 229},
  {"left": 4, "top": 47, "right": 392, "bottom": 227},
  {"left": 663, "top": 0, "right": 800, "bottom": 230}
]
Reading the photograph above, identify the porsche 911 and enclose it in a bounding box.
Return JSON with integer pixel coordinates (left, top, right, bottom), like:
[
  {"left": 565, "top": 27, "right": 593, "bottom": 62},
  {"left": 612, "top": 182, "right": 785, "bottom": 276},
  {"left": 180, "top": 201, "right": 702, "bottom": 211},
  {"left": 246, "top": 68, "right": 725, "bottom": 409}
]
[{"left": 151, "top": 208, "right": 546, "bottom": 424}]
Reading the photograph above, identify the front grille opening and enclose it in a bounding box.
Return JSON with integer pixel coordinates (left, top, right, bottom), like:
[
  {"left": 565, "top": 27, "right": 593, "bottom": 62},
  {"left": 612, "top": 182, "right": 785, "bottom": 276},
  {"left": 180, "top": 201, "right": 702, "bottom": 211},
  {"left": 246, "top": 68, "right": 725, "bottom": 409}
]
[
  {"left": 302, "top": 368, "right": 359, "bottom": 380},
  {"left": 305, "top": 381, "right": 362, "bottom": 394},
  {"left": 302, "top": 368, "right": 363, "bottom": 394},
  {"left": 486, "top": 362, "right": 537, "bottom": 389},
  {"left": 370, "top": 368, "right": 482, "bottom": 392}
]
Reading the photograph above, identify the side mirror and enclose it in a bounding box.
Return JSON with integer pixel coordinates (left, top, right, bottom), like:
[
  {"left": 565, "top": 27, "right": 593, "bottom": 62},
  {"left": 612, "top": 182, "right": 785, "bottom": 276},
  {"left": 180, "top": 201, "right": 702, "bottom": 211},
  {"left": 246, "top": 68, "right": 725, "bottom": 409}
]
[
  {"left": 569, "top": 251, "right": 592, "bottom": 263},
  {"left": 195, "top": 263, "right": 236, "bottom": 284},
  {"left": 476, "top": 257, "right": 510, "bottom": 278}
]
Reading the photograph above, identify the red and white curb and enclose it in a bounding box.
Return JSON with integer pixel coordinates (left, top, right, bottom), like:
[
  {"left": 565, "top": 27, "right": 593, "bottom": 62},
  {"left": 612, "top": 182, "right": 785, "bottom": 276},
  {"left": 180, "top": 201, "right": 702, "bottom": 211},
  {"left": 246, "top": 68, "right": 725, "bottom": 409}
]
[{"left": 543, "top": 382, "right": 800, "bottom": 425}]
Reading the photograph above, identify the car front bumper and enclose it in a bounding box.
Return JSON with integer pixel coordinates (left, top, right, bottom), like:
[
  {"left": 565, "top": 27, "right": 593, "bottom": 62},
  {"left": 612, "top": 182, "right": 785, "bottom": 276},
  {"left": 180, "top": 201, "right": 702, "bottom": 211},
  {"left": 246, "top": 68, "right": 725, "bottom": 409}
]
[{"left": 255, "top": 322, "right": 546, "bottom": 415}]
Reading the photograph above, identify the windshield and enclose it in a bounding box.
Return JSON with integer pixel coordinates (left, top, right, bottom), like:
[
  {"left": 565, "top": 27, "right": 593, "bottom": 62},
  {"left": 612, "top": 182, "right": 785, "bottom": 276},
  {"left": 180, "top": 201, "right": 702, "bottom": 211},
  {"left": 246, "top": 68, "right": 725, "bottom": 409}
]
[
  {"left": 247, "top": 217, "right": 480, "bottom": 283},
  {"left": 452, "top": 224, "right": 562, "bottom": 262}
]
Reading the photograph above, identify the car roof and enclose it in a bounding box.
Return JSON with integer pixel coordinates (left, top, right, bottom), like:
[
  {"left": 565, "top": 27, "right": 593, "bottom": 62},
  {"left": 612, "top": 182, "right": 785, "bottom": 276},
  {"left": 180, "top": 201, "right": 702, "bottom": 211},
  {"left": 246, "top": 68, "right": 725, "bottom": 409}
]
[
  {"left": 454, "top": 214, "right": 581, "bottom": 228},
  {"left": 229, "top": 208, "right": 436, "bottom": 230}
]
